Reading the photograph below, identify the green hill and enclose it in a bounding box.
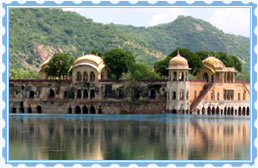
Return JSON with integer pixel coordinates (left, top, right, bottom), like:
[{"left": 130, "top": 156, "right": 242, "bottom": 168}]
[{"left": 9, "top": 8, "right": 250, "bottom": 74}]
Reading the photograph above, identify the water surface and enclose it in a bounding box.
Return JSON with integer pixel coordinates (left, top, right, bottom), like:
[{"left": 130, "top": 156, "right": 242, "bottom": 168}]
[{"left": 9, "top": 114, "right": 250, "bottom": 160}]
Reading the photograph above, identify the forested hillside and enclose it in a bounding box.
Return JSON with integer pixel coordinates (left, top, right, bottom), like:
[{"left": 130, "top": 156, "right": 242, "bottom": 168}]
[{"left": 9, "top": 8, "right": 250, "bottom": 78}]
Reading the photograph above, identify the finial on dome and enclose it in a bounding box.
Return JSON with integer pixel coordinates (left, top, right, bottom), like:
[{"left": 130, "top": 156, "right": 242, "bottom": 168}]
[{"left": 177, "top": 50, "right": 180, "bottom": 56}]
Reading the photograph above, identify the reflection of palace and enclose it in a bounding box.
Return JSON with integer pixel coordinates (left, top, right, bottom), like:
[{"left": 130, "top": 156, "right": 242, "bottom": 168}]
[
  {"left": 9, "top": 118, "right": 250, "bottom": 160},
  {"left": 9, "top": 52, "right": 250, "bottom": 115}
]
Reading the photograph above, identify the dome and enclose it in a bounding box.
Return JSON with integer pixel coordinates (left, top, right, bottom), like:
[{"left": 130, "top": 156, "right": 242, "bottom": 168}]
[
  {"left": 39, "top": 57, "right": 52, "bottom": 72},
  {"left": 168, "top": 51, "right": 189, "bottom": 69},
  {"left": 70, "top": 54, "right": 106, "bottom": 73},
  {"left": 203, "top": 56, "right": 225, "bottom": 69}
]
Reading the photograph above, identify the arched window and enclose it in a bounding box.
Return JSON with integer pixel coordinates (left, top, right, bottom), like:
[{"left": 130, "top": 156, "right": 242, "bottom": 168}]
[
  {"left": 243, "top": 91, "right": 246, "bottom": 100},
  {"left": 173, "top": 72, "right": 177, "bottom": 81},
  {"left": 243, "top": 107, "right": 246, "bottom": 115},
  {"left": 68, "top": 106, "right": 72, "bottom": 114},
  {"left": 202, "top": 107, "right": 205, "bottom": 115},
  {"left": 179, "top": 72, "right": 184, "bottom": 81},
  {"left": 216, "top": 107, "right": 220, "bottom": 115},
  {"left": 75, "top": 106, "right": 81, "bottom": 114},
  {"left": 49, "top": 89, "right": 55, "bottom": 98},
  {"left": 37, "top": 106, "right": 42, "bottom": 113},
  {"left": 231, "top": 107, "right": 234, "bottom": 115},
  {"left": 203, "top": 73, "right": 209, "bottom": 82},
  {"left": 212, "top": 107, "right": 215, "bottom": 115},
  {"left": 227, "top": 107, "right": 230, "bottom": 115},
  {"left": 12, "top": 108, "right": 16, "bottom": 113},
  {"left": 29, "top": 91, "right": 35, "bottom": 99},
  {"left": 90, "top": 90, "right": 95, "bottom": 99},
  {"left": 77, "top": 89, "right": 82, "bottom": 99},
  {"left": 247, "top": 107, "right": 250, "bottom": 116},
  {"left": 207, "top": 107, "right": 211, "bottom": 115},
  {"left": 217, "top": 92, "right": 220, "bottom": 100},
  {"left": 90, "top": 72, "right": 95, "bottom": 81},
  {"left": 82, "top": 105, "right": 88, "bottom": 114},
  {"left": 83, "top": 90, "right": 88, "bottom": 99},
  {"left": 83, "top": 72, "right": 88, "bottom": 81},
  {"left": 90, "top": 105, "right": 96, "bottom": 114},
  {"left": 238, "top": 107, "right": 242, "bottom": 115},
  {"left": 76, "top": 71, "right": 82, "bottom": 81}
]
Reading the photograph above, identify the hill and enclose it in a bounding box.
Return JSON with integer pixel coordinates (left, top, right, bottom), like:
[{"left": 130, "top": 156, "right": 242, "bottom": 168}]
[{"left": 9, "top": 8, "right": 250, "bottom": 74}]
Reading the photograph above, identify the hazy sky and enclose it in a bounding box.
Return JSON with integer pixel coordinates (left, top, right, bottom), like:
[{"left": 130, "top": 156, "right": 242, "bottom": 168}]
[{"left": 63, "top": 7, "right": 250, "bottom": 37}]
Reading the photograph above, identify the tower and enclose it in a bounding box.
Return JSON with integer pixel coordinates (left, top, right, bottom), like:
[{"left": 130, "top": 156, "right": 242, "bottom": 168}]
[{"left": 166, "top": 51, "right": 191, "bottom": 114}]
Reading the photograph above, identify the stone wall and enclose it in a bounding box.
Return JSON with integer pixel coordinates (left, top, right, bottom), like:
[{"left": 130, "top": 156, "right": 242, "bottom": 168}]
[{"left": 9, "top": 79, "right": 167, "bottom": 114}]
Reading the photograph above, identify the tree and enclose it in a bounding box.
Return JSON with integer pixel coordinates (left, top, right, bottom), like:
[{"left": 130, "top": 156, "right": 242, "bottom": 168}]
[
  {"left": 45, "top": 53, "right": 75, "bottom": 79},
  {"left": 129, "top": 63, "right": 160, "bottom": 80},
  {"left": 103, "top": 48, "right": 135, "bottom": 79}
]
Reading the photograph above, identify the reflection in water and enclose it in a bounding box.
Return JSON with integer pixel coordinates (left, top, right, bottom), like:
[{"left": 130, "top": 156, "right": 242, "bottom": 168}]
[{"left": 9, "top": 115, "right": 250, "bottom": 160}]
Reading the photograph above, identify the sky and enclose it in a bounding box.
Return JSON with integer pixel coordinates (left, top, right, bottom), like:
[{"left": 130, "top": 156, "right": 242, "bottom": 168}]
[{"left": 63, "top": 7, "right": 250, "bottom": 37}]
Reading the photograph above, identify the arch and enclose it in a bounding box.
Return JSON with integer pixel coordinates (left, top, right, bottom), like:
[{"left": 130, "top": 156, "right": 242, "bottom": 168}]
[
  {"left": 98, "top": 105, "right": 102, "bottom": 114},
  {"left": 231, "top": 107, "right": 234, "bottom": 115},
  {"left": 238, "top": 107, "right": 242, "bottom": 116},
  {"left": 172, "top": 109, "right": 176, "bottom": 114},
  {"left": 173, "top": 72, "right": 177, "bottom": 81},
  {"left": 211, "top": 75, "right": 214, "bottom": 83},
  {"left": 49, "top": 89, "right": 55, "bottom": 98},
  {"left": 180, "top": 90, "right": 184, "bottom": 100},
  {"left": 203, "top": 72, "right": 209, "bottom": 82},
  {"left": 247, "top": 107, "right": 250, "bottom": 116},
  {"left": 227, "top": 107, "right": 231, "bottom": 115},
  {"left": 83, "top": 90, "right": 88, "bottom": 99},
  {"left": 235, "top": 109, "right": 237, "bottom": 115},
  {"left": 242, "top": 107, "right": 246, "bottom": 116},
  {"left": 77, "top": 89, "right": 82, "bottom": 99},
  {"left": 68, "top": 106, "right": 72, "bottom": 114},
  {"left": 243, "top": 91, "right": 246, "bottom": 100},
  {"left": 224, "top": 107, "right": 227, "bottom": 115},
  {"left": 216, "top": 107, "right": 220, "bottom": 115},
  {"left": 149, "top": 89, "right": 156, "bottom": 99},
  {"left": 90, "top": 90, "right": 95, "bottom": 99},
  {"left": 20, "top": 107, "right": 24, "bottom": 113},
  {"left": 82, "top": 105, "right": 88, "bottom": 114},
  {"left": 12, "top": 107, "right": 16, "bottom": 113},
  {"left": 29, "top": 91, "right": 35, "bottom": 99},
  {"left": 212, "top": 107, "right": 215, "bottom": 115},
  {"left": 179, "top": 72, "right": 184, "bottom": 81},
  {"left": 211, "top": 90, "right": 214, "bottom": 100},
  {"left": 37, "top": 106, "right": 42, "bottom": 113},
  {"left": 207, "top": 107, "right": 211, "bottom": 115},
  {"left": 28, "top": 106, "right": 32, "bottom": 113},
  {"left": 83, "top": 71, "right": 88, "bottom": 81},
  {"left": 90, "top": 71, "right": 95, "bottom": 81},
  {"left": 75, "top": 106, "right": 81, "bottom": 114},
  {"left": 202, "top": 107, "right": 205, "bottom": 115},
  {"left": 76, "top": 71, "right": 82, "bottom": 81},
  {"left": 90, "top": 105, "right": 96, "bottom": 114}
]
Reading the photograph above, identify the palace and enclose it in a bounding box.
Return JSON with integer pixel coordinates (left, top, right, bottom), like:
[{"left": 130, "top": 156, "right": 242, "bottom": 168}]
[{"left": 9, "top": 52, "right": 250, "bottom": 116}]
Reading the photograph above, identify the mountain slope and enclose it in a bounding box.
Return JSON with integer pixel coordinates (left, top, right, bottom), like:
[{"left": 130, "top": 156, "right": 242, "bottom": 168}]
[{"left": 9, "top": 8, "right": 250, "bottom": 72}]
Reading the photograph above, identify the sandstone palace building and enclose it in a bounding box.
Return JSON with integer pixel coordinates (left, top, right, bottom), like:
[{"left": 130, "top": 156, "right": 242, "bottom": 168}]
[{"left": 9, "top": 53, "right": 250, "bottom": 116}]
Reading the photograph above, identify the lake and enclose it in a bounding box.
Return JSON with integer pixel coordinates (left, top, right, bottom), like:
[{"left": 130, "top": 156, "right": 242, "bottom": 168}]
[{"left": 9, "top": 114, "right": 250, "bottom": 160}]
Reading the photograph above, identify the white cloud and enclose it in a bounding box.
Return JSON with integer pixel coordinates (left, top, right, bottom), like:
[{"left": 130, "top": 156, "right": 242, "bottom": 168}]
[
  {"left": 147, "top": 9, "right": 187, "bottom": 27},
  {"left": 209, "top": 8, "right": 250, "bottom": 37}
]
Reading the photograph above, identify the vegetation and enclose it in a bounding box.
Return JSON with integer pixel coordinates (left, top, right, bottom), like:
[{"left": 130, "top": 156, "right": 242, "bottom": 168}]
[
  {"left": 45, "top": 53, "right": 75, "bottom": 79},
  {"left": 9, "top": 8, "right": 250, "bottom": 80},
  {"left": 9, "top": 69, "right": 40, "bottom": 79},
  {"left": 103, "top": 49, "right": 136, "bottom": 79}
]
